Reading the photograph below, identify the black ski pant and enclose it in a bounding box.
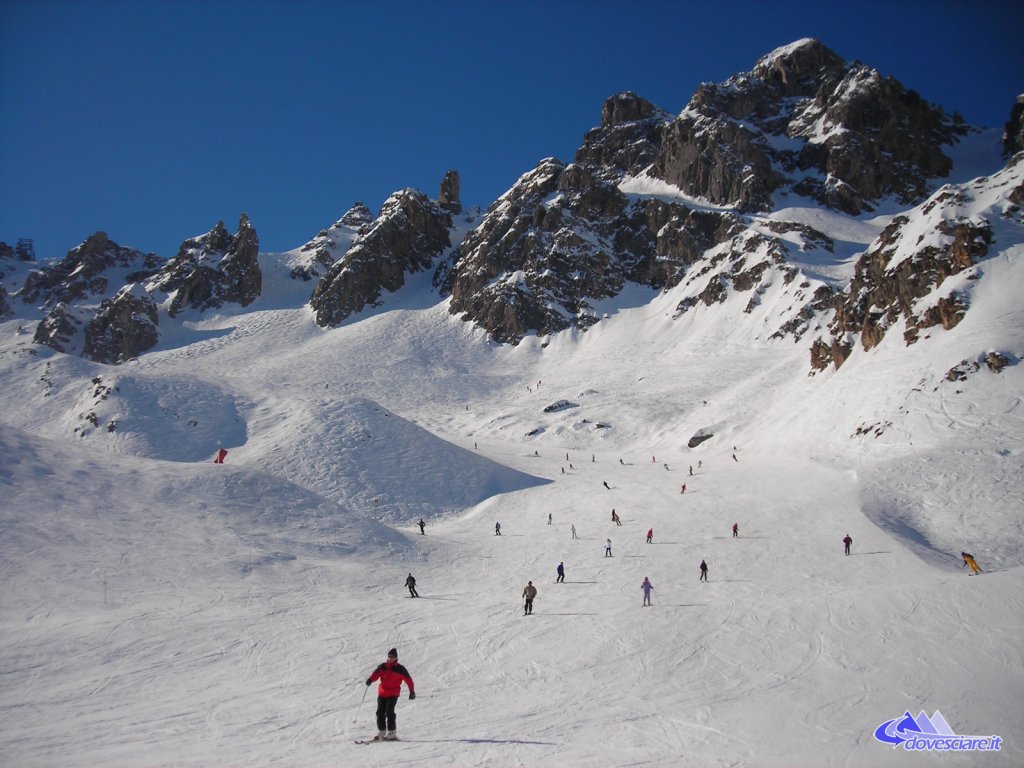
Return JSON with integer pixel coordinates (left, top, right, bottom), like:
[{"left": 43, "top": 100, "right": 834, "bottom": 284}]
[
  {"left": 376, "top": 696, "right": 399, "bottom": 731},
  {"left": 524, "top": 598, "right": 534, "bottom": 614}
]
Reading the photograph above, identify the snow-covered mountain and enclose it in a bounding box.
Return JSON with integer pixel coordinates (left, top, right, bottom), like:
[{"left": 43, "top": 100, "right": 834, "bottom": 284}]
[{"left": 1, "top": 38, "right": 1022, "bottom": 767}]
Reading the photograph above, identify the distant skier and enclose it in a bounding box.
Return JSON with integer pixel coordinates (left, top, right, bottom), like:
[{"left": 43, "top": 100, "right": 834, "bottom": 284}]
[
  {"left": 843, "top": 534, "right": 853, "bottom": 556},
  {"left": 495, "top": 522, "right": 502, "bottom": 536},
  {"left": 689, "top": 465, "right": 693, "bottom": 476},
  {"left": 605, "top": 539, "right": 613, "bottom": 557},
  {"left": 641, "top": 577, "right": 654, "bottom": 606},
  {"left": 522, "top": 581, "right": 537, "bottom": 615},
  {"left": 556, "top": 562, "right": 565, "bottom": 583},
  {"left": 732, "top": 453, "right": 738, "bottom": 462},
  {"left": 619, "top": 458, "right": 624, "bottom": 465},
  {"left": 646, "top": 528, "right": 653, "bottom": 544},
  {"left": 364, "top": 648, "right": 415, "bottom": 742},
  {"left": 548, "top": 513, "right": 553, "bottom": 525},
  {"left": 699, "top": 559, "right": 708, "bottom": 582},
  {"left": 418, "top": 519, "right": 426, "bottom": 535},
  {"left": 962, "top": 552, "right": 982, "bottom": 575},
  {"left": 663, "top": 463, "right": 670, "bottom": 470},
  {"left": 571, "top": 524, "right": 577, "bottom": 540},
  {"left": 603, "top": 481, "right": 611, "bottom": 490},
  {"left": 732, "top": 523, "right": 739, "bottom": 538},
  {"left": 404, "top": 573, "right": 418, "bottom": 598},
  {"left": 680, "top": 484, "right": 687, "bottom": 494},
  {"left": 611, "top": 509, "right": 621, "bottom": 525},
  {"left": 213, "top": 447, "right": 228, "bottom": 464}
]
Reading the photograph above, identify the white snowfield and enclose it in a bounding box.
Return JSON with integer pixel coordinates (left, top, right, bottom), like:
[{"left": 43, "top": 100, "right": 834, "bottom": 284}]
[{"left": 2, "top": 170, "right": 1023, "bottom": 765}]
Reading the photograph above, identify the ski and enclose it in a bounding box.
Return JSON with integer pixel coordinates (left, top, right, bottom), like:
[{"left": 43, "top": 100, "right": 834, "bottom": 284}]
[{"left": 355, "top": 737, "right": 400, "bottom": 744}]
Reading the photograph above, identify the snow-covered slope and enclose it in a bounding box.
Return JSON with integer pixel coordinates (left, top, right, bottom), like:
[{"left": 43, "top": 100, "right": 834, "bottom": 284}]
[{"left": 1, "top": 163, "right": 1022, "bottom": 765}]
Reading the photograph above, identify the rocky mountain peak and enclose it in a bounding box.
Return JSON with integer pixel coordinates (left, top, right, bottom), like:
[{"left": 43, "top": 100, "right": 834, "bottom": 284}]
[
  {"left": 310, "top": 188, "right": 453, "bottom": 328},
  {"left": 601, "top": 91, "right": 660, "bottom": 127},
  {"left": 150, "top": 214, "right": 261, "bottom": 317},
  {"left": 439, "top": 170, "right": 462, "bottom": 214}
]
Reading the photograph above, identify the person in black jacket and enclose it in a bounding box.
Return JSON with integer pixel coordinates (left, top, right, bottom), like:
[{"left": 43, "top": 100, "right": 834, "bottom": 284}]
[{"left": 404, "top": 573, "right": 419, "bottom": 598}]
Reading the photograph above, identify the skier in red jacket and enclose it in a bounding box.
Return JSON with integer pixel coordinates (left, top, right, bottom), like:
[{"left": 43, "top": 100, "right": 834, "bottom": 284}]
[{"left": 365, "top": 648, "right": 415, "bottom": 741}]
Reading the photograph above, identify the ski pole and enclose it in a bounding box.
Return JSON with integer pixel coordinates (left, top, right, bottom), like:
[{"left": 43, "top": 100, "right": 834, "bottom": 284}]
[{"left": 353, "top": 683, "right": 370, "bottom": 724}]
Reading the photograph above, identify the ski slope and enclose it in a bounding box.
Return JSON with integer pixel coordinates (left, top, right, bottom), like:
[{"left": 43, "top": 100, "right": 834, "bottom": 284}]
[{"left": 1, "top": 241, "right": 1023, "bottom": 767}]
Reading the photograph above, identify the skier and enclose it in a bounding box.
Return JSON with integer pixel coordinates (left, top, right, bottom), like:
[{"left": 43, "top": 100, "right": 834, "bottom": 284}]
[
  {"left": 605, "top": 539, "right": 613, "bottom": 557},
  {"left": 680, "top": 484, "right": 687, "bottom": 494},
  {"left": 548, "top": 513, "right": 553, "bottom": 525},
  {"left": 404, "top": 573, "right": 418, "bottom": 598},
  {"left": 843, "top": 534, "right": 853, "bottom": 556},
  {"left": 603, "top": 481, "right": 611, "bottom": 490},
  {"left": 522, "top": 581, "right": 537, "bottom": 615},
  {"left": 364, "top": 648, "right": 415, "bottom": 742},
  {"left": 571, "top": 524, "right": 577, "bottom": 540},
  {"left": 663, "top": 463, "right": 670, "bottom": 470},
  {"left": 646, "top": 528, "right": 653, "bottom": 544},
  {"left": 213, "top": 447, "right": 228, "bottom": 464},
  {"left": 732, "top": 523, "right": 739, "bottom": 538},
  {"left": 699, "top": 559, "right": 708, "bottom": 582},
  {"left": 641, "top": 577, "right": 654, "bottom": 606},
  {"left": 611, "top": 509, "right": 622, "bottom": 525},
  {"left": 556, "top": 561, "right": 565, "bottom": 583},
  {"left": 732, "top": 453, "right": 738, "bottom": 462},
  {"left": 962, "top": 552, "right": 982, "bottom": 575},
  {"left": 495, "top": 522, "right": 502, "bottom": 536},
  {"left": 689, "top": 465, "right": 693, "bottom": 476},
  {"left": 418, "top": 519, "right": 426, "bottom": 535}
]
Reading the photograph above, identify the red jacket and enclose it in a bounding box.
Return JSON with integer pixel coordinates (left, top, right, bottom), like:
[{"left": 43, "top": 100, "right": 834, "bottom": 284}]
[{"left": 367, "top": 659, "right": 415, "bottom": 698}]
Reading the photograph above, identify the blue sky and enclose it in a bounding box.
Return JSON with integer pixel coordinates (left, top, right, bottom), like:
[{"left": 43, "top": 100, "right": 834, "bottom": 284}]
[{"left": 1, "top": 0, "right": 1020, "bottom": 259}]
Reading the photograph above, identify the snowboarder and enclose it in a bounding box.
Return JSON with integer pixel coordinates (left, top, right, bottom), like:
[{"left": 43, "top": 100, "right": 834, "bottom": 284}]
[
  {"left": 522, "top": 581, "right": 537, "bottom": 614},
  {"left": 732, "top": 523, "right": 739, "bottom": 538},
  {"left": 699, "top": 559, "right": 708, "bottom": 582},
  {"left": 605, "top": 539, "right": 613, "bottom": 557},
  {"left": 611, "top": 509, "right": 621, "bottom": 525},
  {"left": 495, "top": 522, "right": 502, "bottom": 536},
  {"left": 962, "top": 552, "right": 982, "bottom": 575},
  {"left": 213, "top": 447, "right": 228, "bottom": 464},
  {"left": 404, "top": 573, "right": 418, "bottom": 598},
  {"left": 418, "top": 519, "right": 426, "bottom": 535},
  {"left": 364, "top": 648, "right": 415, "bottom": 742},
  {"left": 571, "top": 524, "right": 577, "bottom": 540},
  {"left": 556, "top": 562, "right": 565, "bottom": 583},
  {"left": 843, "top": 534, "right": 853, "bottom": 556},
  {"left": 641, "top": 577, "right": 654, "bottom": 606},
  {"left": 646, "top": 528, "right": 653, "bottom": 544}
]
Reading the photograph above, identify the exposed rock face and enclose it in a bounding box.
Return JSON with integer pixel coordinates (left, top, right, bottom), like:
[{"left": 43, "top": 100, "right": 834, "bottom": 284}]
[
  {"left": 149, "top": 214, "right": 260, "bottom": 317},
  {"left": 310, "top": 190, "right": 452, "bottom": 327},
  {"left": 291, "top": 203, "right": 374, "bottom": 282},
  {"left": 439, "top": 170, "right": 462, "bottom": 214},
  {"left": 33, "top": 302, "right": 85, "bottom": 353},
  {"left": 19, "top": 232, "right": 161, "bottom": 309},
  {"left": 0, "top": 283, "right": 11, "bottom": 319},
  {"left": 652, "top": 38, "right": 967, "bottom": 214},
  {"left": 1004, "top": 95, "right": 1024, "bottom": 157},
  {"left": 82, "top": 284, "right": 160, "bottom": 364},
  {"left": 812, "top": 156, "right": 1023, "bottom": 370}
]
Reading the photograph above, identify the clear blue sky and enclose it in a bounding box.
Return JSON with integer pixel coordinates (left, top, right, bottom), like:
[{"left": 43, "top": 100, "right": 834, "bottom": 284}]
[{"left": 1, "top": 0, "right": 1020, "bottom": 259}]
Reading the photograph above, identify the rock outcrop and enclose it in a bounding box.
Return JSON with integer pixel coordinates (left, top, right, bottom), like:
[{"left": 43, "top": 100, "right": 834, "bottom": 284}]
[
  {"left": 149, "top": 214, "right": 260, "bottom": 317},
  {"left": 1004, "top": 94, "right": 1024, "bottom": 157},
  {"left": 310, "top": 189, "right": 452, "bottom": 327},
  {"left": 811, "top": 154, "right": 1023, "bottom": 370},
  {"left": 82, "top": 284, "right": 160, "bottom": 364},
  {"left": 18, "top": 232, "right": 161, "bottom": 309},
  {"left": 291, "top": 203, "right": 374, "bottom": 282}
]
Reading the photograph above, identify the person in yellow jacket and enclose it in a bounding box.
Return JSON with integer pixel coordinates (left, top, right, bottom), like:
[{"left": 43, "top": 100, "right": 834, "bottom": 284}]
[{"left": 961, "top": 552, "right": 982, "bottom": 575}]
